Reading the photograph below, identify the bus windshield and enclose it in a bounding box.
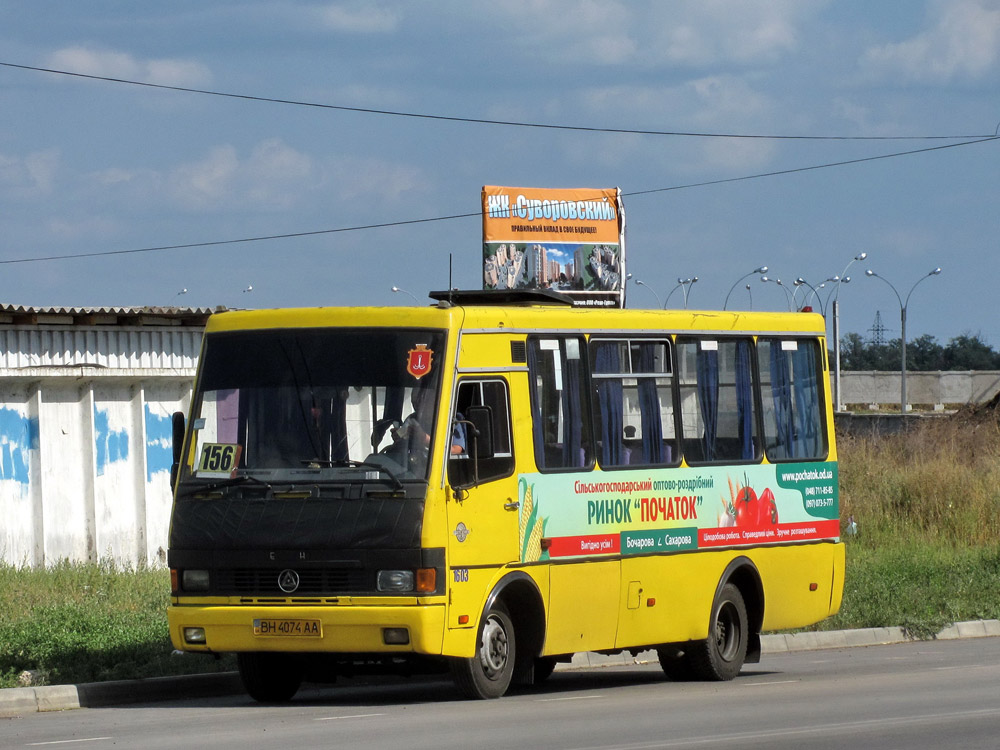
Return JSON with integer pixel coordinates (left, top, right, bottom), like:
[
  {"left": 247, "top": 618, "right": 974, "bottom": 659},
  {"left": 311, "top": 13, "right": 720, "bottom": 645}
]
[{"left": 181, "top": 327, "right": 447, "bottom": 488}]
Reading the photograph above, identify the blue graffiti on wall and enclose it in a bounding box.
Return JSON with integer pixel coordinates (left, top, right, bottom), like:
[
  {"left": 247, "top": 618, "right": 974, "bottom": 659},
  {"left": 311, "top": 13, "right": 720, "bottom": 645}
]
[
  {"left": 145, "top": 406, "right": 173, "bottom": 482},
  {"left": 0, "top": 407, "right": 39, "bottom": 486},
  {"left": 94, "top": 407, "right": 129, "bottom": 476}
]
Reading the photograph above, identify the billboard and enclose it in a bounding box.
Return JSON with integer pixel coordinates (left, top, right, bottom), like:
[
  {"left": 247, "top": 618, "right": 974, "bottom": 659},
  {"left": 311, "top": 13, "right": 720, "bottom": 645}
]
[{"left": 482, "top": 185, "right": 626, "bottom": 308}]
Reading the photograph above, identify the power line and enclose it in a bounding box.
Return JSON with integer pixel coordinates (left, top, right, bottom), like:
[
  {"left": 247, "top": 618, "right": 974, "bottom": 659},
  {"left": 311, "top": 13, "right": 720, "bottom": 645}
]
[
  {"left": 0, "top": 213, "right": 479, "bottom": 265},
  {"left": 1, "top": 135, "right": 996, "bottom": 267},
  {"left": 1, "top": 60, "right": 995, "bottom": 142},
  {"left": 627, "top": 136, "right": 1000, "bottom": 196}
]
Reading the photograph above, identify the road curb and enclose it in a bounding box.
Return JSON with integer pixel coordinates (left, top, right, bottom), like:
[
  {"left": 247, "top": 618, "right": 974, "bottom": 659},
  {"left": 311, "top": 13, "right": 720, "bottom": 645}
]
[
  {"left": 0, "top": 672, "right": 242, "bottom": 718},
  {"left": 4, "top": 620, "right": 999, "bottom": 716}
]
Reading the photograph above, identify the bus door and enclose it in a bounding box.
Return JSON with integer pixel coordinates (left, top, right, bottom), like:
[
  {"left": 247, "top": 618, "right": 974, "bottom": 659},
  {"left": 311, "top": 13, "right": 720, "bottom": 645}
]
[
  {"left": 526, "top": 335, "right": 620, "bottom": 654},
  {"left": 444, "top": 377, "right": 519, "bottom": 628}
]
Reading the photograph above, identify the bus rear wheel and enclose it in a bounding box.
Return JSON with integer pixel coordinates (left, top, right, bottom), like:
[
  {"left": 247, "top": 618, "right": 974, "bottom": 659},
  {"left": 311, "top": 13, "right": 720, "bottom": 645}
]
[
  {"left": 688, "top": 583, "right": 749, "bottom": 681},
  {"left": 450, "top": 601, "right": 516, "bottom": 699},
  {"left": 237, "top": 652, "right": 303, "bottom": 703}
]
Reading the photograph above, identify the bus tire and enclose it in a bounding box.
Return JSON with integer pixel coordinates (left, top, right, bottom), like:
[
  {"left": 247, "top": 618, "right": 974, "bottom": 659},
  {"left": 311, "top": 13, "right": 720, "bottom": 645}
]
[
  {"left": 450, "top": 601, "right": 515, "bottom": 699},
  {"left": 689, "top": 583, "right": 748, "bottom": 681},
  {"left": 237, "top": 652, "right": 303, "bottom": 703},
  {"left": 656, "top": 645, "right": 696, "bottom": 681}
]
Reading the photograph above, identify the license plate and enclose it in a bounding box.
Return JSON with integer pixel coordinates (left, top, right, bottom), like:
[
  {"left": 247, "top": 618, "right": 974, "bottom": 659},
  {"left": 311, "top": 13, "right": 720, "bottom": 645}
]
[{"left": 253, "top": 618, "right": 322, "bottom": 637}]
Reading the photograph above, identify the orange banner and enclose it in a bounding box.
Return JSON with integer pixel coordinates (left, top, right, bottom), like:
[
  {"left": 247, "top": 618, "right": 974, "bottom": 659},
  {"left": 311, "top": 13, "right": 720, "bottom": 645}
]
[{"left": 483, "top": 185, "right": 622, "bottom": 244}]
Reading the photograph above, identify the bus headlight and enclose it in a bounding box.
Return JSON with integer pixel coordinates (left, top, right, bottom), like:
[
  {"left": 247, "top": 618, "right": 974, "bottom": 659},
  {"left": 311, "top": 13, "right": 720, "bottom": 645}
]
[
  {"left": 377, "top": 570, "right": 414, "bottom": 592},
  {"left": 182, "top": 569, "right": 210, "bottom": 592}
]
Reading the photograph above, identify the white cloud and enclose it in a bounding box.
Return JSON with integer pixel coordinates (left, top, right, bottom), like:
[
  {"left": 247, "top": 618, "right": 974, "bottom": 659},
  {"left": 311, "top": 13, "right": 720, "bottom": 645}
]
[
  {"left": 47, "top": 215, "right": 119, "bottom": 241},
  {"left": 45, "top": 47, "right": 212, "bottom": 87},
  {"left": 170, "top": 145, "right": 240, "bottom": 206},
  {"left": 479, "top": 0, "right": 638, "bottom": 64},
  {"left": 653, "top": 0, "right": 811, "bottom": 66},
  {"left": 860, "top": 0, "right": 1000, "bottom": 83},
  {"left": 168, "top": 139, "right": 315, "bottom": 210},
  {"left": 688, "top": 75, "right": 772, "bottom": 124},
  {"left": 243, "top": 139, "right": 315, "bottom": 206},
  {"left": 319, "top": 3, "right": 400, "bottom": 33},
  {"left": 0, "top": 149, "right": 60, "bottom": 198},
  {"left": 577, "top": 75, "right": 776, "bottom": 170},
  {"left": 326, "top": 155, "right": 421, "bottom": 202},
  {"left": 698, "top": 136, "right": 777, "bottom": 172},
  {"left": 484, "top": 0, "right": 820, "bottom": 67},
  {"left": 582, "top": 75, "right": 771, "bottom": 128}
]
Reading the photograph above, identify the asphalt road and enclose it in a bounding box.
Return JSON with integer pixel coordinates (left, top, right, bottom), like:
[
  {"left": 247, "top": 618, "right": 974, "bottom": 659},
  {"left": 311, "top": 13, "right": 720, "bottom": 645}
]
[{"left": 2, "top": 637, "right": 998, "bottom": 749}]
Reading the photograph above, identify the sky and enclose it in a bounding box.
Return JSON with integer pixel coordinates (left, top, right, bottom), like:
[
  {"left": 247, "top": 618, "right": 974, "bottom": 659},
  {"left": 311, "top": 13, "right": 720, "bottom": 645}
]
[{"left": 1, "top": 1, "right": 998, "bottom": 346}]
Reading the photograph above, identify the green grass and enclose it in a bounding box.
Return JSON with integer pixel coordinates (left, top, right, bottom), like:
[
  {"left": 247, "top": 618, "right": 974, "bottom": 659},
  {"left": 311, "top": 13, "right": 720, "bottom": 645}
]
[
  {"left": 2, "top": 408, "right": 999, "bottom": 688},
  {"left": 814, "top": 406, "right": 1000, "bottom": 638},
  {"left": 0, "top": 560, "right": 233, "bottom": 689},
  {"left": 820, "top": 541, "right": 1000, "bottom": 639}
]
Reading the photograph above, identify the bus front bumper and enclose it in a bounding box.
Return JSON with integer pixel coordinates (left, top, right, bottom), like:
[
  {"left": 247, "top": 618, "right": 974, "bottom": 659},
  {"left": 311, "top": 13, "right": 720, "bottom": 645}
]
[{"left": 168, "top": 601, "right": 446, "bottom": 656}]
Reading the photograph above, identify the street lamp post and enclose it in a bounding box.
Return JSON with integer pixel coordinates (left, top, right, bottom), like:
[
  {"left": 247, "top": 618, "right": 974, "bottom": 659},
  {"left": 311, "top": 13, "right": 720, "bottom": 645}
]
[
  {"left": 793, "top": 277, "right": 820, "bottom": 311},
  {"left": 634, "top": 279, "right": 662, "bottom": 309},
  {"left": 865, "top": 267, "right": 942, "bottom": 414},
  {"left": 832, "top": 252, "right": 867, "bottom": 412},
  {"left": 723, "top": 266, "right": 767, "bottom": 309},
  {"left": 665, "top": 277, "right": 698, "bottom": 308},
  {"left": 391, "top": 286, "right": 420, "bottom": 304}
]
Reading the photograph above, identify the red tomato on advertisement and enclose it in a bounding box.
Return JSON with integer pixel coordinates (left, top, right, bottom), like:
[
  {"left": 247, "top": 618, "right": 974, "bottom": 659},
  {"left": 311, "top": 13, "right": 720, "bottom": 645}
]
[
  {"left": 757, "top": 488, "right": 778, "bottom": 525},
  {"left": 734, "top": 486, "right": 758, "bottom": 527}
]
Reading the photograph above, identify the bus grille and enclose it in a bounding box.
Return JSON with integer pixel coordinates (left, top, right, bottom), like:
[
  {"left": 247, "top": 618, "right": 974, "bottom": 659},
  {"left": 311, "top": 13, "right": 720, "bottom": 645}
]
[{"left": 215, "top": 568, "right": 367, "bottom": 595}]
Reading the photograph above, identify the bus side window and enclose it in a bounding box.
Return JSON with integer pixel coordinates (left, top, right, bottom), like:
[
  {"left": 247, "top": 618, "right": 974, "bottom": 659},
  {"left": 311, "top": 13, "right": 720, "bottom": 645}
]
[
  {"left": 448, "top": 379, "right": 514, "bottom": 486},
  {"left": 677, "top": 337, "right": 759, "bottom": 465},
  {"left": 757, "top": 338, "right": 826, "bottom": 461},
  {"left": 591, "top": 338, "right": 677, "bottom": 468},
  {"left": 527, "top": 337, "right": 593, "bottom": 470}
]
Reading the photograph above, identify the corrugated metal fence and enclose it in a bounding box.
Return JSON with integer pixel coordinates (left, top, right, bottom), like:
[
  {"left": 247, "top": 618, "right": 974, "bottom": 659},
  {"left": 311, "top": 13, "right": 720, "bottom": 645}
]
[{"left": 0, "top": 308, "right": 209, "bottom": 568}]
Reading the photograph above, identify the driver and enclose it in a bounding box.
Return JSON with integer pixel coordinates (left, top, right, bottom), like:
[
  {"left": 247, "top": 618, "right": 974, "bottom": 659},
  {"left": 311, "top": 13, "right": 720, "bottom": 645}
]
[{"left": 392, "top": 386, "right": 465, "bottom": 456}]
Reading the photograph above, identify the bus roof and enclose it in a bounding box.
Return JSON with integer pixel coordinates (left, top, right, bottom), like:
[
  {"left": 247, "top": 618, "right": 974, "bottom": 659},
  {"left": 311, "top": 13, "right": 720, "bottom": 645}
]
[{"left": 205, "top": 296, "right": 827, "bottom": 338}]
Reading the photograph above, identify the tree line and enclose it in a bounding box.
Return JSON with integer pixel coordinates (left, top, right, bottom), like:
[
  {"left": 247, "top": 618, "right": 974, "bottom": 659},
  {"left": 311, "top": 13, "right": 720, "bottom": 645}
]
[{"left": 839, "top": 333, "right": 1000, "bottom": 371}]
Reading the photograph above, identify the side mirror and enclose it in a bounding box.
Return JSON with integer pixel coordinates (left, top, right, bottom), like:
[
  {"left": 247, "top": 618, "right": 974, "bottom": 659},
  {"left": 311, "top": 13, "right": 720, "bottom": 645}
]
[
  {"left": 449, "top": 405, "right": 495, "bottom": 495},
  {"left": 465, "top": 405, "right": 494, "bottom": 460},
  {"left": 170, "top": 411, "right": 185, "bottom": 491}
]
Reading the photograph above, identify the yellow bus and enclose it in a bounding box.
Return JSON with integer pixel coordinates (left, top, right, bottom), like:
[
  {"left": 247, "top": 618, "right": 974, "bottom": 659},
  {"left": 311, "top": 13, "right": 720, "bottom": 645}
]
[{"left": 167, "top": 289, "right": 844, "bottom": 701}]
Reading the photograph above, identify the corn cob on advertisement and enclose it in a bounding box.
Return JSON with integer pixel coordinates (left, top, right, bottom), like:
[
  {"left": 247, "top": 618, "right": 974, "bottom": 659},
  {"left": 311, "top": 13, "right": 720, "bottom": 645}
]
[{"left": 517, "top": 463, "right": 839, "bottom": 562}]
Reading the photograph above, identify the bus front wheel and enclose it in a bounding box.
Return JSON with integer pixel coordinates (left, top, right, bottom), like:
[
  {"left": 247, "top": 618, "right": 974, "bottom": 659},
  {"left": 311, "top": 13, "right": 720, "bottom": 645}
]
[
  {"left": 689, "top": 583, "right": 749, "bottom": 681},
  {"left": 237, "top": 652, "right": 303, "bottom": 703},
  {"left": 450, "top": 601, "right": 516, "bottom": 699}
]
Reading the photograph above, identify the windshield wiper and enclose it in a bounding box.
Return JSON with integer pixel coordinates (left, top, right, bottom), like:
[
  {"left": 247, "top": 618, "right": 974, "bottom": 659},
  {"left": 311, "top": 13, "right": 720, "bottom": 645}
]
[
  {"left": 298, "top": 458, "right": 404, "bottom": 490},
  {"left": 191, "top": 474, "right": 274, "bottom": 494}
]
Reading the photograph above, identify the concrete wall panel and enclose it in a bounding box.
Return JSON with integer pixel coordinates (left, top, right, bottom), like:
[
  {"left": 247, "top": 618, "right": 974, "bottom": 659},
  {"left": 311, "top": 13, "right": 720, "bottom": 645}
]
[
  {"left": 838, "top": 371, "right": 1000, "bottom": 408},
  {"left": 0, "top": 388, "right": 38, "bottom": 566}
]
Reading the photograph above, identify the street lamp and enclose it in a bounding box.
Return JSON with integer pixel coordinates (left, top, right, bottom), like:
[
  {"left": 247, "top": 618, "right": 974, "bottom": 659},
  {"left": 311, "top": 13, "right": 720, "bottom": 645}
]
[
  {"left": 760, "top": 276, "right": 794, "bottom": 311},
  {"left": 665, "top": 277, "right": 698, "bottom": 309},
  {"left": 865, "top": 267, "right": 942, "bottom": 414},
  {"left": 832, "top": 252, "right": 867, "bottom": 412},
  {"left": 391, "top": 286, "right": 420, "bottom": 304},
  {"left": 745, "top": 283, "right": 753, "bottom": 310},
  {"left": 793, "top": 277, "right": 820, "bottom": 311},
  {"left": 633, "top": 279, "right": 662, "bottom": 309},
  {"left": 723, "top": 266, "right": 767, "bottom": 309}
]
